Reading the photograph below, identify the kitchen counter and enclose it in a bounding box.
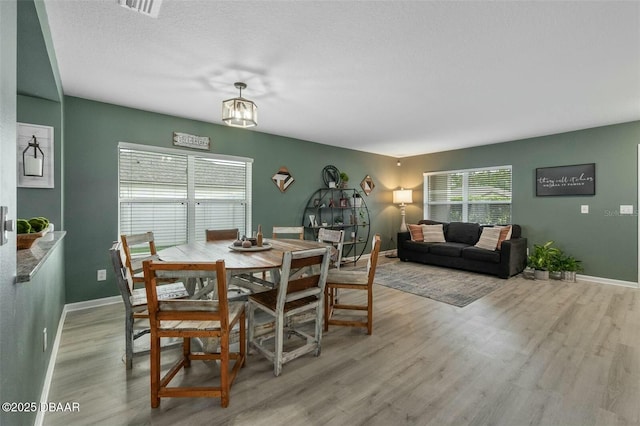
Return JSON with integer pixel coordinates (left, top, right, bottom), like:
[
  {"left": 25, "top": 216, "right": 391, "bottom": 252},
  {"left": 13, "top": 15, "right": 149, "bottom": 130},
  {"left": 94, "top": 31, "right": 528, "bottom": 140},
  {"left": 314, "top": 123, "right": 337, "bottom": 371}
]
[{"left": 16, "top": 231, "right": 66, "bottom": 283}]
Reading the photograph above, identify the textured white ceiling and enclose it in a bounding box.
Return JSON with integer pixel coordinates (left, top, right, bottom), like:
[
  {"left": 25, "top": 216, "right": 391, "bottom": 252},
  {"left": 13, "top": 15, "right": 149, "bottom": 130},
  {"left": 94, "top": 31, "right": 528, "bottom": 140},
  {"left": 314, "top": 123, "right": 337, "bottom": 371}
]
[{"left": 43, "top": 0, "right": 640, "bottom": 157}]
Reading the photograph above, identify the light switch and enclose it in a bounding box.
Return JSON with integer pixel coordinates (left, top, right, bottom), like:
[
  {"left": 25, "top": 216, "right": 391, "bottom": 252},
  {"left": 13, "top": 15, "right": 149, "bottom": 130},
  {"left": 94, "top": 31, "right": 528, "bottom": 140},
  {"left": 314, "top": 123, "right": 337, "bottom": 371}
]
[
  {"left": 620, "top": 205, "right": 634, "bottom": 215},
  {"left": 581, "top": 205, "right": 589, "bottom": 214}
]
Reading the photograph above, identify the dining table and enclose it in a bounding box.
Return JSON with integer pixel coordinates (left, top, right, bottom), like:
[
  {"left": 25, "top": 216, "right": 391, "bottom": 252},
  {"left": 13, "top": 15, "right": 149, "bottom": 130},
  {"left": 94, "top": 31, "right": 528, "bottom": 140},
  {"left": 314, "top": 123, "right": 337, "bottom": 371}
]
[{"left": 158, "top": 238, "right": 329, "bottom": 299}]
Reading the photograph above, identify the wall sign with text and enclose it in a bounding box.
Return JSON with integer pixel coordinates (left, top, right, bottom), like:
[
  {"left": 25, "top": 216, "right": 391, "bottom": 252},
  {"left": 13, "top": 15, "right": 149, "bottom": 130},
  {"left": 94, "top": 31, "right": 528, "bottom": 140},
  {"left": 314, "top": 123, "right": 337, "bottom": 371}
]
[{"left": 536, "top": 163, "right": 595, "bottom": 196}]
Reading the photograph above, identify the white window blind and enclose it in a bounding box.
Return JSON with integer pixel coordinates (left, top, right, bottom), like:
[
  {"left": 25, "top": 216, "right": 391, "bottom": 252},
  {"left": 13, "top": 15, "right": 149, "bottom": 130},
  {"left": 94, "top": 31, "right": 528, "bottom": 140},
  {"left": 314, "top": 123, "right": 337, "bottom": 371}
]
[
  {"left": 424, "top": 166, "right": 512, "bottom": 224},
  {"left": 119, "top": 143, "right": 252, "bottom": 252}
]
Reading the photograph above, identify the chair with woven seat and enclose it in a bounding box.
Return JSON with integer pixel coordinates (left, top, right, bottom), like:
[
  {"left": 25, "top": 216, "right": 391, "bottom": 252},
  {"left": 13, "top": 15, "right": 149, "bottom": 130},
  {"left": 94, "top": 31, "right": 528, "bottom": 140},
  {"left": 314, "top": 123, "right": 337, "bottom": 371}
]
[
  {"left": 272, "top": 226, "right": 304, "bottom": 240},
  {"left": 247, "top": 246, "right": 331, "bottom": 376},
  {"left": 121, "top": 232, "right": 161, "bottom": 286},
  {"left": 324, "top": 234, "right": 381, "bottom": 335},
  {"left": 206, "top": 228, "right": 239, "bottom": 241},
  {"left": 143, "top": 259, "right": 246, "bottom": 408},
  {"left": 109, "top": 241, "right": 190, "bottom": 369}
]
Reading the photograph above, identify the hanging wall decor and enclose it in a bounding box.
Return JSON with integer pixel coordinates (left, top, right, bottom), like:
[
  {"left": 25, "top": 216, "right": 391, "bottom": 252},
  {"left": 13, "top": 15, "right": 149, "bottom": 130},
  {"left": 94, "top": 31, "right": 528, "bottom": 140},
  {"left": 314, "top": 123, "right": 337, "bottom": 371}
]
[
  {"left": 272, "top": 166, "right": 295, "bottom": 192},
  {"left": 360, "top": 175, "right": 375, "bottom": 195},
  {"left": 172, "top": 132, "right": 210, "bottom": 150},
  {"left": 536, "top": 163, "right": 595, "bottom": 196},
  {"left": 17, "top": 122, "right": 54, "bottom": 188}
]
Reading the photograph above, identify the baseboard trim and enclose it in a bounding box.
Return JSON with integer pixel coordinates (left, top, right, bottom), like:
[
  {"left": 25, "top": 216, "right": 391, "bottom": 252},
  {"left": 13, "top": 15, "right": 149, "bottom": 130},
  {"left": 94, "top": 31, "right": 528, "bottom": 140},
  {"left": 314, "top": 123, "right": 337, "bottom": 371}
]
[
  {"left": 577, "top": 274, "right": 639, "bottom": 289},
  {"left": 64, "top": 295, "right": 121, "bottom": 312},
  {"left": 35, "top": 307, "right": 68, "bottom": 426}
]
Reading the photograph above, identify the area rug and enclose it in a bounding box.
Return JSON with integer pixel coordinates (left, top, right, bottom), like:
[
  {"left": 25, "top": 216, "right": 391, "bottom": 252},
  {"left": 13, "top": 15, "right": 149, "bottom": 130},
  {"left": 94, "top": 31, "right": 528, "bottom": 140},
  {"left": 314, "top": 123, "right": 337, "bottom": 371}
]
[{"left": 373, "top": 261, "right": 508, "bottom": 307}]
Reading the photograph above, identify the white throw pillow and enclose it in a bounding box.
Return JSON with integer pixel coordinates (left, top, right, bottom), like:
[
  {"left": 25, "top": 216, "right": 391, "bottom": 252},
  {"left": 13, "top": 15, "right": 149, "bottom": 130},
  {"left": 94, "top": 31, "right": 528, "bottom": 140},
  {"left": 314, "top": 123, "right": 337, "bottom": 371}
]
[
  {"left": 421, "top": 224, "right": 446, "bottom": 243},
  {"left": 475, "top": 227, "right": 502, "bottom": 251}
]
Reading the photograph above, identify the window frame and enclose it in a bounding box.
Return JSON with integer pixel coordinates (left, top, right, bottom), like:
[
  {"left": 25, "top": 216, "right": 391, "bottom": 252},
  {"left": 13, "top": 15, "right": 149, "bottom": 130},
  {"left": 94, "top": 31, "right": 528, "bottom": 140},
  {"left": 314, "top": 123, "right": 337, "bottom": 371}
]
[
  {"left": 118, "top": 142, "right": 253, "bottom": 248},
  {"left": 423, "top": 165, "right": 512, "bottom": 224}
]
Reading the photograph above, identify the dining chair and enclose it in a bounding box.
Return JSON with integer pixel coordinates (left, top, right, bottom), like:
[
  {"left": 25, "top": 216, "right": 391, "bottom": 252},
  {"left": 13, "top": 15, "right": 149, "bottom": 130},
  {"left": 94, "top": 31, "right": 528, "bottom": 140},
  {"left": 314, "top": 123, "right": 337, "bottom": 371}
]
[
  {"left": 324, "top": 234, "right": 381, "bottom": 335},
  {"left": 272, "top": 226, "right": 304, "bottom": 240},
  {"left": 143, "top": 259, "right": 246, "bottom": 408},
  {"left": 247, "top": 246, "right": 331, "bottom": 376},
  {"left": 109, "top": 241, "right": 189, "bottom": 369},
  {"left": 206, "top": 228, "right": 239, "bottom": 241},
  {"left": 121, "top": 231, "right": 160, "bottom": 286},
  {"left": 317, "top": 228, "right": 344, "bottom": 270}
]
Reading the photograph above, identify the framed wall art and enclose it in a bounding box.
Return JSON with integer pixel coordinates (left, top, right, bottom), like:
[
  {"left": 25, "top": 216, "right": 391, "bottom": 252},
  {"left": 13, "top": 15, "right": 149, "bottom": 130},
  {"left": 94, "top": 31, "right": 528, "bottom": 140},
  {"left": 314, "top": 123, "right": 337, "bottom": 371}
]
[
  {"left": 360, "top": 175, "right": 375, "bottom": 195},
  {"left": 272, "top": 166, "right": 295, "bottom": 192},
  {"left": 536, "top": 163, "right": 595, "bottom": 196},
  {"left": 17, "top": 122, "right": 54, "bottom": 188}
]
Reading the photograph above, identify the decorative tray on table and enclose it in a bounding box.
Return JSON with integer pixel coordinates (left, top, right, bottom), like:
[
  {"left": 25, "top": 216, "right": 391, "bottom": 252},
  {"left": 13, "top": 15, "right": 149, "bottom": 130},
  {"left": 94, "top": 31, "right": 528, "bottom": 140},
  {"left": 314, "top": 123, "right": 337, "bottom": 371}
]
[{"left": 228, "top": 242, "right": 272, "bottom": 252}]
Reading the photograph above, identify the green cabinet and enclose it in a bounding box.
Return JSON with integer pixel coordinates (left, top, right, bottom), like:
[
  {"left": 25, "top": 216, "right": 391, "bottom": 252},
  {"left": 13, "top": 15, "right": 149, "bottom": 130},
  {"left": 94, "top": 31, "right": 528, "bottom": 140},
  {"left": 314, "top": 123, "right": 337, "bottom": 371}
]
[{"left": 302, "top": 188, "right": 370, "bottom": 264}]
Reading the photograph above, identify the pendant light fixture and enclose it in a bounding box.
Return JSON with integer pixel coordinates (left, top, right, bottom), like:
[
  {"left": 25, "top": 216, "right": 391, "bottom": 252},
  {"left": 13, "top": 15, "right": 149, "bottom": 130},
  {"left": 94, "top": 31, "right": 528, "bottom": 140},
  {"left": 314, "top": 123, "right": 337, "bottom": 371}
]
[
  {"left": 222, "top": 82, "right": 257, "bottom": 128},
  {"left": 22, "top": 135, "right": 44, "bottom": 177}
]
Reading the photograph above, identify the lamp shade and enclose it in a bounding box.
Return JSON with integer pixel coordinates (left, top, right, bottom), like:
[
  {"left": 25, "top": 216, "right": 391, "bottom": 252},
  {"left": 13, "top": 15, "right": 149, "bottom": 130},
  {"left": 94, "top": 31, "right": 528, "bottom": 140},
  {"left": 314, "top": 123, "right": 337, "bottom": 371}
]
[{"left": 393, "top": 189, "right": 413, "bottom": 204}]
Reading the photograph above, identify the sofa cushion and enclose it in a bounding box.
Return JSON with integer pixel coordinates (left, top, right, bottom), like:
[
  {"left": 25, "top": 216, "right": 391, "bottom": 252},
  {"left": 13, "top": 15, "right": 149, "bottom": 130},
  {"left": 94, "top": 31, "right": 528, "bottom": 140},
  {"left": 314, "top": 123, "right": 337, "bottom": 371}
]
[
  {"left": 462, "top": 246, "right": 501, "bottom": 263},
  {"left": 408, "top": 224, "right": 424, "bottom": 242},
  {"left": 429, "top": 242, "right": 467, "bottom": 257},
  {"left": 496, "top": 225, "right": 512, "bottom": 249},
  {"left": 421, "top": 224, "right": 446, "bottom": 243},
  {"left": 446, "top": 222, "right": 481, "bottom": 245},
  {"left": 402, "top": 240, "right": 432, "bottom": 254},
  {"left": 475, "top": 227, "right": 501, "bottom": 250}
]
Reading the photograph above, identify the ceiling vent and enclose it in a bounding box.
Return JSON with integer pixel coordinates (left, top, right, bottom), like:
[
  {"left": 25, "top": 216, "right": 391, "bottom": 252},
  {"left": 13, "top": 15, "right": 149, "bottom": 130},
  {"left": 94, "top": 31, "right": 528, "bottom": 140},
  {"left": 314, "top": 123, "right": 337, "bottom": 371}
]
[{"left": 118, "top": 0, "right": 162, "bottom": 18}]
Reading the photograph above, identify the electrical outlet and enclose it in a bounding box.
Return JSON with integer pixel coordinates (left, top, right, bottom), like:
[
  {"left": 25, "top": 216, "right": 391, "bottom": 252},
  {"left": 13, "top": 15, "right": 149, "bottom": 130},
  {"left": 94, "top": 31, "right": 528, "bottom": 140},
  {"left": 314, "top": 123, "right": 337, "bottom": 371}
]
[
  {"left": 43, "top": 328, "right": 47, "bottom": 352},
  {"left": 581, "top": 205, "right": 589, "bottom": 214},
  {"left": 620, "top": 205, "right": 634, "bottom": 215},
  {"left": 97, "top": 269, "right": 107, "bottom": 281}
]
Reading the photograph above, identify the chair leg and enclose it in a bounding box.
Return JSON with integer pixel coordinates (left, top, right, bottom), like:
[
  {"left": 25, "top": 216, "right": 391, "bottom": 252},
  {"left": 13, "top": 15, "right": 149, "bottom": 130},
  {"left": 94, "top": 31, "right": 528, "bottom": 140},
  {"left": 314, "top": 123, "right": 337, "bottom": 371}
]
[
  {"left": 274, "top": 312, "right": 284, "bottom": 377},
  {"left": 314, "top": 303, "right": 323, "bottom": 357},
  {"left": 239, "top": 310, "right": 247, "bottom": 368},
  {"left": 324, "top": 286, "right": 330, "bottom": 332},
  {"left": 220, "top": 332, "right": 230, "bottom": 407},
  {"left": 367, "top": 286, "right": 373, "bottom": 335},
  {"left": 183, "top": 337, "right": 191, "bottom": 367},
  {"left": 125, "top": 313, "right": 133, "bottom": 370},
  {"left": 247, "top": 302, "right": 255, "bottom": 354},
  {"left": 150, "top": 333, "right": 161, "bottom": 408}
]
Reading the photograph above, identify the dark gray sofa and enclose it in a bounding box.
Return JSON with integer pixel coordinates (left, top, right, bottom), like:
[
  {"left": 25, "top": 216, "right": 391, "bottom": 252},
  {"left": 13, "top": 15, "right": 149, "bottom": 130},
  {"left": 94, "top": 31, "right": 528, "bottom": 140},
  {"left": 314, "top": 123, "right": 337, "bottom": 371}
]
[{"left": 397, "top": 220, "right": 527, "bottom": 279}]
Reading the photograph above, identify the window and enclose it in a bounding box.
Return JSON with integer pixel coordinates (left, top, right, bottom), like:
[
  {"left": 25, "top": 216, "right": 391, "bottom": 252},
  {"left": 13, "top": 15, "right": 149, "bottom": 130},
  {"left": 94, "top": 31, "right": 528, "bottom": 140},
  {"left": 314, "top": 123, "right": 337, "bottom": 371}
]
[
  {"left": 424, "top": 165, "right": 512, "bottom": 224},
  {"left": 118, "top": 143, "right": 252, "bottom": 251}
]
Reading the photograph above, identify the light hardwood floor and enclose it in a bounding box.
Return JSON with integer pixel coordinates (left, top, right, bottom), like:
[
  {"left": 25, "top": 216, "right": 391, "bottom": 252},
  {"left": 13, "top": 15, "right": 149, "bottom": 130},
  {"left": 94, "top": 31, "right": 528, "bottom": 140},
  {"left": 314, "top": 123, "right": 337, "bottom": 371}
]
[{"left": 45, "top": 260, "right": 640, "bottom": 425}]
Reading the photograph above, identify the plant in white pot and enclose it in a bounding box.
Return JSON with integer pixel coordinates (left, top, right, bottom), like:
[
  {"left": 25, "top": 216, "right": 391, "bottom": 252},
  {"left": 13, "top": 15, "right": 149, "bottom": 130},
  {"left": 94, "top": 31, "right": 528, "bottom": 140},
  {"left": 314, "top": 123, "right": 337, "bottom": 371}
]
[
  {"left": 548, "top": 248, "right": 564, "bottom": 280},
  {"left": 527, "top": 241, "right": 560, "bottom": 280},
  {"left": 561, "top": 255, "right": 583, "bottom": 282}
]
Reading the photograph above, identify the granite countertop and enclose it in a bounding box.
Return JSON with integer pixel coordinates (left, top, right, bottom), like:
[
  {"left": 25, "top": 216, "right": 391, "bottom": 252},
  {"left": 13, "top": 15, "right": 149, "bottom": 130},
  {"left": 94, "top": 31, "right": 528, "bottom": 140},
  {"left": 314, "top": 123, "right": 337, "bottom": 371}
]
[{"left": 16, "top": 231, "right": 66, "bottom": 283}]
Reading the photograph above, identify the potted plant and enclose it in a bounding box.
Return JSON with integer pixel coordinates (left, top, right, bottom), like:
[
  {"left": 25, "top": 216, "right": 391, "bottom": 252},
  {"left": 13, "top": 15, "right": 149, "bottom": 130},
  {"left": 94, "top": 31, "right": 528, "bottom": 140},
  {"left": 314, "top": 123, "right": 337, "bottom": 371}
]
[
  {"left": 561, "top": 255, "right": 583, "bottom": 282},
  {"left": 548, "top": 248, "right": 564, "bottom": 280},
  {"left": 527, "top": 241, "right": 560, "bottom": 280},
  {"left": 339, "top": 172, "right": 349, "bottom": 188}
]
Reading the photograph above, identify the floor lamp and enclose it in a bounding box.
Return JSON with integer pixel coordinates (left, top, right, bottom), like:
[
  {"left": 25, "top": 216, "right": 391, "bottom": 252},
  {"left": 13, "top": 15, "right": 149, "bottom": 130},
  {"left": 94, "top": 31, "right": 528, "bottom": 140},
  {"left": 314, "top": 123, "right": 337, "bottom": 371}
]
[
  {"left": 393, "top": 188, "right": 413, "bottom": 233},
  {"left": 387, "top": 188, "right": 413, "bottom": 257}
]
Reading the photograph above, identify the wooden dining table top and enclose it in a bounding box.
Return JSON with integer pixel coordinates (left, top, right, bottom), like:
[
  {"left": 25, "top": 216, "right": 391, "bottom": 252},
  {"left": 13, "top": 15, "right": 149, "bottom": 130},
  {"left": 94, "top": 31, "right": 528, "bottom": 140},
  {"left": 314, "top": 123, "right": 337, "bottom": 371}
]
[{"left": 158, "top": 238, "right": 328, "bottom": 271}]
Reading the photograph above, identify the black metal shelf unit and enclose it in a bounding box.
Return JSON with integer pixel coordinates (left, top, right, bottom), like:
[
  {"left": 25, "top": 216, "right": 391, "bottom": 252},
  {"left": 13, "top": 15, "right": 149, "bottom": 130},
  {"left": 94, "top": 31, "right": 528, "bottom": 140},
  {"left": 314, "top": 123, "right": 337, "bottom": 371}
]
[{"left": 302, "top": 188, "right": 370, "bottom": 264}]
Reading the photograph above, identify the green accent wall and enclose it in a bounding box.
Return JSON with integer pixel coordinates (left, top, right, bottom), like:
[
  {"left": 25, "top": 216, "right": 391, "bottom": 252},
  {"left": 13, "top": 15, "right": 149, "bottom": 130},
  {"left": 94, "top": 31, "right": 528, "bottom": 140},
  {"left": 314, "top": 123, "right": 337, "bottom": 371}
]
[
  {"left": 17, "top": 94, "right": 64, "bottom": 228},
  {"left": 401, "top": 121, "right": 640, "bottom": 282},
  {"left": 63, "top": 96, "right": 399, "bottom": 303}
]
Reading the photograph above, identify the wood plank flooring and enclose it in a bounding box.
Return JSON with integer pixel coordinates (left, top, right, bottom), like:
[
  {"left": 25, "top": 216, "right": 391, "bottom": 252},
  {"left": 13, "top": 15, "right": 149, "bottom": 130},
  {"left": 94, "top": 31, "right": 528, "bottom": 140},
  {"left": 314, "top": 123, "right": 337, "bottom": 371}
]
[{"left": 45, "top": 260, "right": 640, "bottom": 425}]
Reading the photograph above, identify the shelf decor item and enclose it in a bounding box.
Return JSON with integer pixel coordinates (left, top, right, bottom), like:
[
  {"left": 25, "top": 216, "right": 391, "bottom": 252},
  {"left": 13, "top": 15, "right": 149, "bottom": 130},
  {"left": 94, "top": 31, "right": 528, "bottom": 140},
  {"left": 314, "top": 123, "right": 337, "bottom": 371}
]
[{"left": 322, "top": 165, "right": 341, "bottom": 188}]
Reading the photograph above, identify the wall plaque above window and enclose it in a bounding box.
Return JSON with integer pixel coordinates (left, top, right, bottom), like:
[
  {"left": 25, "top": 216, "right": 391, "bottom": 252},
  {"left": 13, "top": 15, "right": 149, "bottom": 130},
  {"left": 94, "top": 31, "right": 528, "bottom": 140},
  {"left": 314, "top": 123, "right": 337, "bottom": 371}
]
[
  {"left": 172, "top": 132, "right": 210, "bottom": 150},
  {"left": 536, "top": 163, "right": 595, "bottom": 196}
]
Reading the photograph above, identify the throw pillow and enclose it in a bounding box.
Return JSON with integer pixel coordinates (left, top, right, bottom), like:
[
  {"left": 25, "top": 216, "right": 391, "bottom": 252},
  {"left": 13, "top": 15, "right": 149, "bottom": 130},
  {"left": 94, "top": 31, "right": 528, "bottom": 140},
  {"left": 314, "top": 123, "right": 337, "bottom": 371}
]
[
  {"left": 408, "top": 224, "right": 424, "bottom": 242},
  {"left": 496, "top": 225, "right": 512, "bottom": 250},
  {"left": 475, "top": 227, "right": 502, "bottom": 251},
  {"left": 421, "top": 224, "right": 446, "bottom": 243}
]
